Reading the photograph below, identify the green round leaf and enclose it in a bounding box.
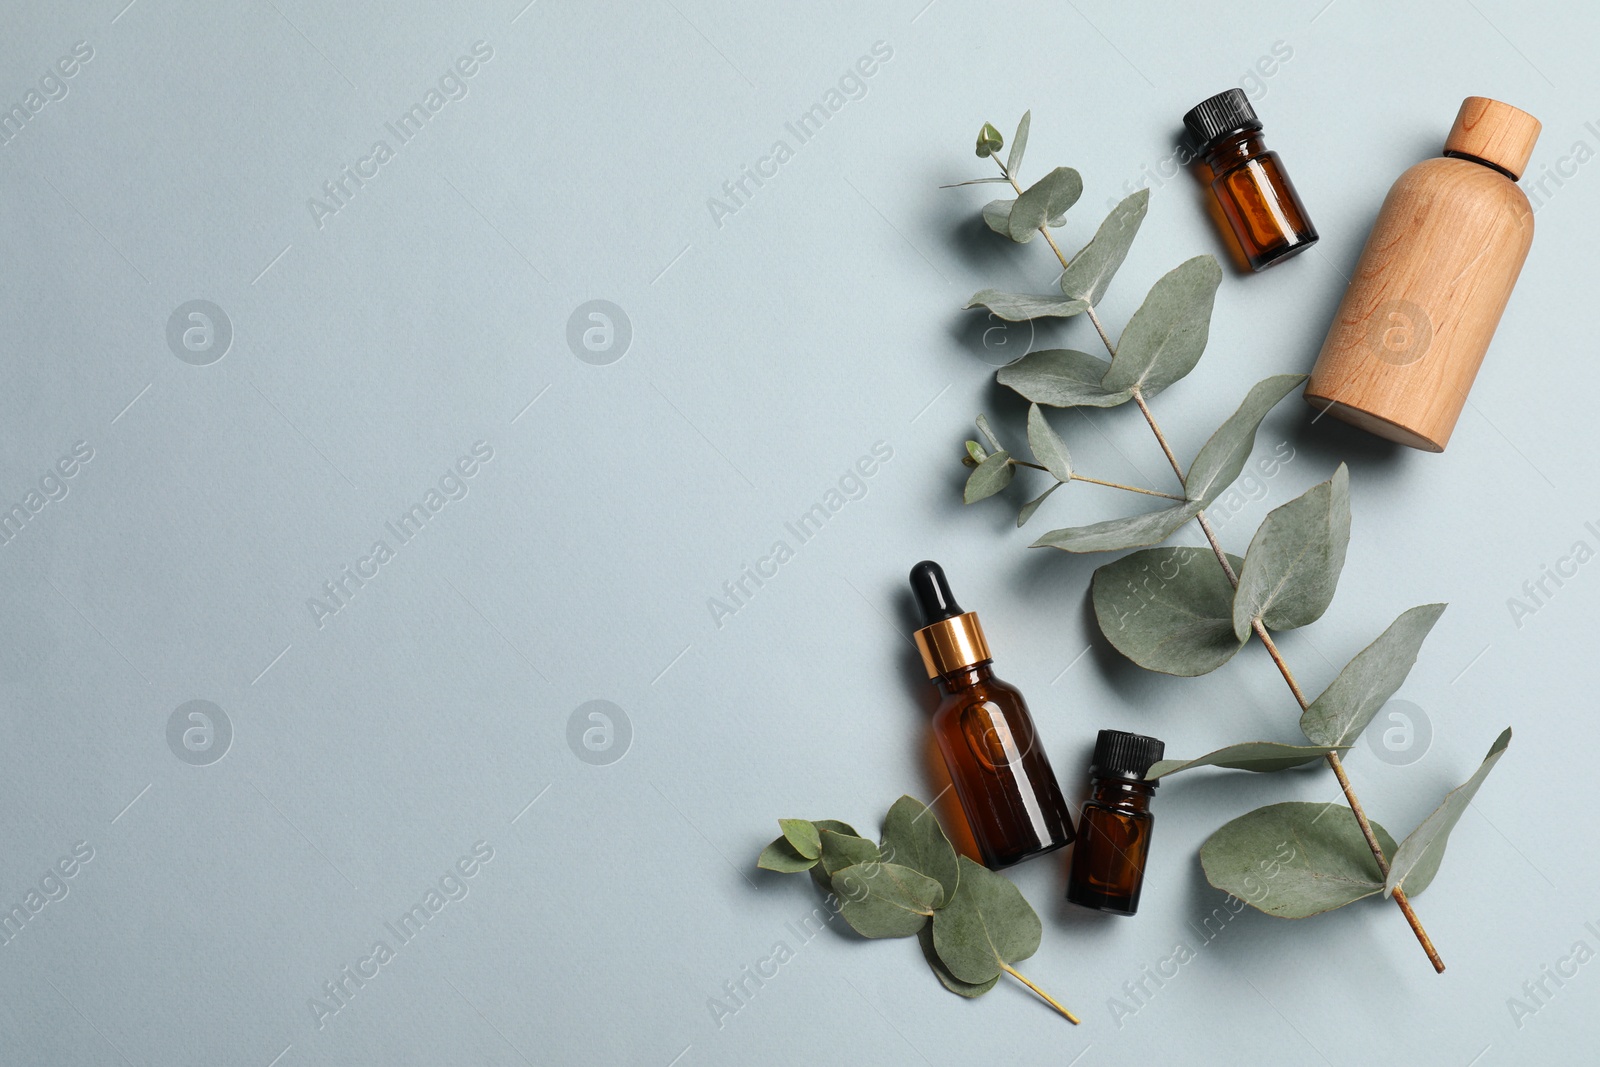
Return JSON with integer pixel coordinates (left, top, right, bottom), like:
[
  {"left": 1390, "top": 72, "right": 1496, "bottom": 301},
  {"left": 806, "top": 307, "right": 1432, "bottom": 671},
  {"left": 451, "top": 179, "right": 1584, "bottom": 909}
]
[
  {"left": 1201, "top": 801, "right": 1398, "bottom": 919},
  {"left": 832, "top": 862, "right": 943, "bottom": 939},
  {"left": 879, "top": 796, "right": 960, "bottom": 906},
  {"left": 930, "top": 857, "right": 1041, "bottom": 984},
  {"left": 757, "top": 835, "right": 817, "bottom": 873},
  {"left": 1092, "top": 547, "right": 1246, "bottom": 676},
  {"left": 964, "top": 451, "right": 1014, "bottom": 504},
  {"left": 1102, "top": 255, "right": 1222, "bottom": 397},
  {"left": 779, "top": 818, "right": 821, "bottom": 860},
  {"left": 996, "top": 349, "right": 1130, "bottom": 409},
  {"left": 919, "top": 926, "right": 998, "bottom": 997}
]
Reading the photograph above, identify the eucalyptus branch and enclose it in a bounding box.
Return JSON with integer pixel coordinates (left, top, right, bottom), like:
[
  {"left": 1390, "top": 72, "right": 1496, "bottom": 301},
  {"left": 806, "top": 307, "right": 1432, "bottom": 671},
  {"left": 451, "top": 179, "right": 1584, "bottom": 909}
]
[{"left": 957, "top": 113, "right": 1507, "bottom": 975}]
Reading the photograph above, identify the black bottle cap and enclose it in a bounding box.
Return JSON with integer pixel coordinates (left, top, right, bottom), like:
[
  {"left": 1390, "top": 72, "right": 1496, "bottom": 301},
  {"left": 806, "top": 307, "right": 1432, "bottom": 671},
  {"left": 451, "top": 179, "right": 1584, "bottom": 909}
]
[
  {"left": 909, "top": 560, "right": 963, "bottom": 625},
  {"left": 1183, "top": 88, "right": 1262, "bottom": 153},
  {"left": 1089, "top": 729, "right": 1166, "bottom": 784}
]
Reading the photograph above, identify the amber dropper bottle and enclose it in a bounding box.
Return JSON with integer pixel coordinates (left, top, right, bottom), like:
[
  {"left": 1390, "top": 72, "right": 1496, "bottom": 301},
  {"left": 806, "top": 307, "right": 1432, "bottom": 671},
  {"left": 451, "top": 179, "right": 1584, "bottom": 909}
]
[
  {"left": 1066, "top": 730, "right": 1164, "bottom": 915},
  {"left": 910, "top": 561, "right": 1074, "bottom": 869},
  {"left": 1184, "top": 88, "right": 1318, "bottom": 270}
]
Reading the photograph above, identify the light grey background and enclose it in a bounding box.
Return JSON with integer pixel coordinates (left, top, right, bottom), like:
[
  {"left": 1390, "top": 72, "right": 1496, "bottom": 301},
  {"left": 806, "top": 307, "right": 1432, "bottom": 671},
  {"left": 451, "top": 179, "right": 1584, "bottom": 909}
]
[{"left": 1, "top": 0, "right": 1595, "bottom": 1063}]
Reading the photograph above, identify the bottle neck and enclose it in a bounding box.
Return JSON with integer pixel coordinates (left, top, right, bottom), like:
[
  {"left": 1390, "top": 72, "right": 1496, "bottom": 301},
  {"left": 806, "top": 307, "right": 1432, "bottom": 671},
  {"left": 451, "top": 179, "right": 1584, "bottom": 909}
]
[
  {"left": 1201, "top": 129, "right": 1266, "bottom": 173},
  {"left": 1442, "top": 149, "right": 1517, "bottom": 180},
  {"left": 934, "top": 660, "right": 995, "bottom": 694},
  {"left": 1088, "top": 776, "right": 1155, "bottom": 809}
]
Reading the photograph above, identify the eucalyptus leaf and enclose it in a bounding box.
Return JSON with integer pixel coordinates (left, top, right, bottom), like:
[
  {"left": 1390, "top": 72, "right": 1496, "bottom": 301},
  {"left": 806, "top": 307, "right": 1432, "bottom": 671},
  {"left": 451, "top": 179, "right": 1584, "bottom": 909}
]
[
  {"left": 1091, "top": 547, "right": 1246, "bottom": 676},
  {"left": 1232, "top": 465, "right": 1352, "bottom": 640},
  {"left": 880, "top": 795, "right": 960, "bottom": 906},
  {"left": 1017, "top": 483, "right": 1061, "bottom": 528},
  {"left": 930, "top": 857, "right": 1041, "bottom": 984},
  {"left": 833, "top": 862, "right": 943, "bottom": 939},
  {"left": 1032, "top": 500, "right": 1201, "bottom": 554},
  {"left": 779, "top": 818, "right": 821, "bottom": 860},
  {"left": 965, "top": 289, "right": 1089, "bottom": 322},
  {"left": 996, "top": 349, "right": 1131, "bottom": 408},
  {"left": 982, "top": 199, "right": 1070, "bottom": 239},
  {"left": 975, "top": 414, "right": 1002, "bottom": 453},
  {"left": 964, "top": 451, "right": 1013, "bottom": 503},
  {"left": 811, "top": 829, "right": 881, "bottom": 892},
  {"left": 1026, "top": 405, "right": 1072, "bottom": 482},
  {"left": 1057, "top": 189, "right": 1149, "bottom": 306},
  {"left": 1184, "top": 374, "right": 1307, "bottom": 506},
  {"left": 1201, "top": 801, "right": 1399, "bottom": 919},
  {"left": 1386, "top": 728, "right": 1511, "bottom": 899},
  {"left": 966, "top": 440, "right": 988, "bottom": 465},
  {"left": 976, "top": 122, "right": 1003, "bottom": 158},
  {"left": 757, "top": 835, "right": 817, "bottom": 873},
  {"left": 1006, "top": 110, "right": 1031, "bottom": 177},
  {"left": 1149, "top": 741, "right": 1343, "bottom": 779},
  {"left": 1300, "top": 604, "right": 1447, "bottom": 748},
  {"left": 814, "top": 819, "right": 861, "bottom": 837},
  {"left": 1008, "top": 166, "right": 1083, "bottom": 242},
  {"left": 1102, "top": 255, "right": 1223, "bottom": 397},
  {"left": 919, "top": 926, "right": 999, "bottom": 997}
]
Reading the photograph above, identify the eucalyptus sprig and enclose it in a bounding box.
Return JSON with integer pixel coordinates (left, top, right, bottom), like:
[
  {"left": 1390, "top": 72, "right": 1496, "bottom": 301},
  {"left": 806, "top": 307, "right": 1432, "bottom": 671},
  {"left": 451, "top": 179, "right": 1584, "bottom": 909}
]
[
  {"left": 757, "top": 796, "right": 1080, "bottom": 1024},
  {"left": 947, "top": 113, "right": 1512, "bottom": 972}
]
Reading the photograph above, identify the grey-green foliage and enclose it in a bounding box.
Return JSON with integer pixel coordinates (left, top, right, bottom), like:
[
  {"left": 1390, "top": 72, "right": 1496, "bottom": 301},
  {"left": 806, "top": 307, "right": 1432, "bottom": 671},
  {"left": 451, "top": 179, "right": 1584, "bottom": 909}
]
[
  {"left": 1032, "top": 501, "right": 1200, "bottom": 553},
  {"left": 1101, "top": 256, "right": 1222, "bottom": 397},
  {"left": 1026, "top": 405, "right": 1072, "bottom": 482},
  {"left": 1185, "top": 375, "right": 1307, "bottom": 506},
  {"left": 1386, "top": 729, "right": 1511, "bottom": 898},
  {"left": 1007, "top": 167, "right": 1083, "bottom": 242},
  {"left": 779, "top": 818, "right": 820, "bottom": 859},
  {"left": 880, "top": 795, "right": 960, "bottom": 904},
  {"left": 1232, "top": 465, "right": 1351, "bottom": 640},
  {"left": 754, "top": 797, "right": 1070, "bottom": 1016},
  {"left": 996, "top": 349, "right": 1130, "bottom": 408},
  {"left": 1201, "top": 802, "right": 1400, "bottom": 918},
  {"left": 1300, "top": 604, "right": 1447, "bottom": 748},
  {"left": 1091, "top": 547, "right": 1245, "bottom": 676},
  {"left": 1057, "top": 189, "right": 1149, "bottom": 306},
  {"left": 966, "top": 289, "right": 1088, "bottom": 322},
  {"left": 1149, "top": 741, "right": 1343, "bottom": 779},
  {"left": 945, "top": 115, "right": 1515, "bottom": 939},
  {"left": 832, "top": 862, "right": 943, "bottom": 938},
  {"left": 931, "top": 857, "right": 1041, "bottom": 984},
  {"left": 964, "top": 451, "right": 1013, "bottom": 503},
  {"left": 1006, "top": 111, "right": 1030, "bottom": 176}
]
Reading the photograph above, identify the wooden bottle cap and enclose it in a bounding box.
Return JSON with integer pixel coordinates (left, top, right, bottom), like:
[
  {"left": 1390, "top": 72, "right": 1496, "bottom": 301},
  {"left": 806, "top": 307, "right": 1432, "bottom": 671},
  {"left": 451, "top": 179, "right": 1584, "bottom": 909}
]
[{"left": 1444, "top": 96, "right": 1540, "bottom": 179}]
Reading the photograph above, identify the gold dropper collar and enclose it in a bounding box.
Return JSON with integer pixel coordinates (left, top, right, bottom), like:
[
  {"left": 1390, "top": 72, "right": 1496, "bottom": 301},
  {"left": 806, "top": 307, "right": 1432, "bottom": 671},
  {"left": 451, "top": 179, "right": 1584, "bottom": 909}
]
[{"left": 913, "top": 611, "right": 991, "bottom": 679}]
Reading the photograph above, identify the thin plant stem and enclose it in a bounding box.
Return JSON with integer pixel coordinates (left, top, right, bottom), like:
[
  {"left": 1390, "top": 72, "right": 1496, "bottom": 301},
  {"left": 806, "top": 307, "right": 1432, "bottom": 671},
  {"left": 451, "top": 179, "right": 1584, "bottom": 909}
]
[
  {"left": 990, "top": 172, "right": 1446, "bottom": 969},
  {"left": 1001, "top": 963, "right": 1081, "bottom": 1025},
  {"left": 1009, "top": 460, "right": 1181, "bottom": 500}
]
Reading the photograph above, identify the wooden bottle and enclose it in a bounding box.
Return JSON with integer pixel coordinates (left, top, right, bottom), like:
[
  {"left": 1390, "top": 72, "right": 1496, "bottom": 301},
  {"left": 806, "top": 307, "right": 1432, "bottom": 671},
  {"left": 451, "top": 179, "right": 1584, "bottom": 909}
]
[{"left": 1305, "top": 97, "right": 1540, "bottom": 451}]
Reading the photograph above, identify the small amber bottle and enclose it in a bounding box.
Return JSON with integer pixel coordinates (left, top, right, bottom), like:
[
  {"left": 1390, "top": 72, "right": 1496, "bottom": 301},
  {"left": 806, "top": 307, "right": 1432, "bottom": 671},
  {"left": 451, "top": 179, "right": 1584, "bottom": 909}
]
[
  {"left": 910, "top": 561, "right": 1074, "bottom": 869},
  {"left": 1066, "top": 729, "right": 1164, "bottom": 915},
  {"left": 1184, "top": 88, "right": 1318, "bottom": 270}
]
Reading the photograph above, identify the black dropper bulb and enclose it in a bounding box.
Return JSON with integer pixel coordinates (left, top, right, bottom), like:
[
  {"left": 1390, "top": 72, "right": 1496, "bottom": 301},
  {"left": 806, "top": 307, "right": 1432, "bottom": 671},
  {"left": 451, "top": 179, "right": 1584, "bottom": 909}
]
[{"left": 909, "top": 560, "right": 964, "bottom": 625}]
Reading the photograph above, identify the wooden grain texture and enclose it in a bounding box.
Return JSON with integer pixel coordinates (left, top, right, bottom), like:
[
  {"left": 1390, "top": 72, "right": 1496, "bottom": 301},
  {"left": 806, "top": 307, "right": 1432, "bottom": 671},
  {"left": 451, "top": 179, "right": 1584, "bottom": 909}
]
[{"left": 1305, "top": 157, "right": 1534, "bottom": 451}]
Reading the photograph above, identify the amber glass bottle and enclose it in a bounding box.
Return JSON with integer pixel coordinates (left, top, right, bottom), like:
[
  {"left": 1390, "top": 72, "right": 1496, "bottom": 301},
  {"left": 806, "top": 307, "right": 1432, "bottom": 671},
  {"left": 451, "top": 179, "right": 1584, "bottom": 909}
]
[
  {"left": 1066, "top": 730, "right": 1164, "bottom": 915},
  {"left": 1184, "top": 89, "right": 1318, "bottom": 270},
  {"left": 910, "top": 561, "right": 1074, "bottom": 869}
]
